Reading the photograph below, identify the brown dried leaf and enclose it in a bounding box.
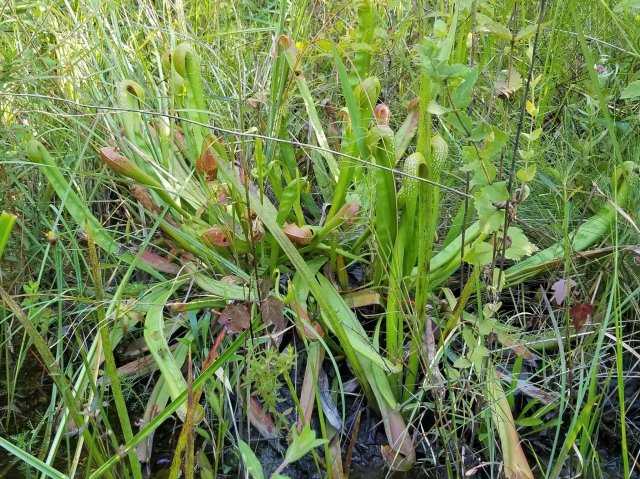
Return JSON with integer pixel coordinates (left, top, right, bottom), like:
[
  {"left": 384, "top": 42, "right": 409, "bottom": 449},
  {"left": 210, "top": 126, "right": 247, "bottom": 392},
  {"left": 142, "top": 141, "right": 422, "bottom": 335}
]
[
  {"left": 258, "top": 277, "right": 274, "bottom": 300},
  {"left": 283, "top": 223, "right": 313, "bottom": 245},
  {"left": 570, "top": 302, "right": 595, "bottom": 333},
  {"left": 551, "top": 278, "right": 576, "bottom": 306},
  {"left": 249, "top": 216, "right": 264, "bottom": 241},
  {"left": 218, "top": 303, "right": 251, "bottom": 333},
  {"left": 248, "top": 396, "right": 277, "bottom": 439},
  {"left": 494, "top": 69, "right": 523, "bottom": 100},
  {"left": 245, "top": 97, "right": 261, "bottom": 109},
  {"left": 129, "top": 184, "right": 161, "bottom": 214},
  {"left": 260, "top": 297, "right": 285, "bottom": 331}
]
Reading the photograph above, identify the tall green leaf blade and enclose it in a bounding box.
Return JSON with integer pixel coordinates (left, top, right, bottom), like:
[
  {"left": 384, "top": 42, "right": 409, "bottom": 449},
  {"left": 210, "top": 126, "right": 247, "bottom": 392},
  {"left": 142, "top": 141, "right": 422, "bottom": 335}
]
[
  {"left": 0, "top": 211, "right": 16, "bottom": 259},
  {"left": 0, "top": 437, "right": 67, "bottom": 479}
]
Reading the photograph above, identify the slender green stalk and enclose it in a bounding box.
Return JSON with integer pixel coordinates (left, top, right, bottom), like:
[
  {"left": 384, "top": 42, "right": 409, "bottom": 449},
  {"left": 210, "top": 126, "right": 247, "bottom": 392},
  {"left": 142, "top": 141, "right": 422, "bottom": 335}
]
[{"left": 85, "top": 225, "right": 143, "bottom": 479}]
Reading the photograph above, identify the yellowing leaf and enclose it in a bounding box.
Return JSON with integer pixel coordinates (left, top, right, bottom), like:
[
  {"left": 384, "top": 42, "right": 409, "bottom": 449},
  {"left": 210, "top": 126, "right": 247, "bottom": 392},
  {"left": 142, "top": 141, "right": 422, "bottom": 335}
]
[
  {"left": 525, "top": 100, "right": 538, "bottom": 117},
  {"left": 504, "top": 227, "right": 539, "bottom": 261},
  {"left": 463, "top": 241, "right": 494, "bottom": 266},
  {"left": 316, "top": 39, "right": 332, "bottom": 52},
  {"left": 516, "top": 164, "right": 537, "bottom": 183}
]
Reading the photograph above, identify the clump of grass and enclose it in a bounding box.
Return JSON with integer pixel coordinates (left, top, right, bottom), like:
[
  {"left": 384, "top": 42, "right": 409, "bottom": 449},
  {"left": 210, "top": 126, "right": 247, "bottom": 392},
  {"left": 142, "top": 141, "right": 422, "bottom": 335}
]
[{"left": 1, "top": 1, "right": 639, "bottom": 479}]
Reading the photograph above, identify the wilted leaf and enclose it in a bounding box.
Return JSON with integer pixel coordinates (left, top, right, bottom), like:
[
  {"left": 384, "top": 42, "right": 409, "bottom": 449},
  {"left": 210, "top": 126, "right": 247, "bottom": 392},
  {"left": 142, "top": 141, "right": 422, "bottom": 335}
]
[
  {"left": 570, "top": 302, "right": 595, "bottom": 332},
  {"left": 551, "top": 278, "right": 576, "bottom": 306},
  {"left": 218, "top": 303, "right": 251, "bottom": 333},
  {"left": 249, "top": 215, "right": 265, "bottom": 241},
  {"left": 129, "top": 184, "right": 161, "bottom": 214},
  {"left": 494, "top": 69, "right": 523, "bottom": 99},
  {"left": 283, "top": 223, "right": 313, "bottom": 245},
  {"left": 260, "top": 297, "right": 285, "bottom": 331}
]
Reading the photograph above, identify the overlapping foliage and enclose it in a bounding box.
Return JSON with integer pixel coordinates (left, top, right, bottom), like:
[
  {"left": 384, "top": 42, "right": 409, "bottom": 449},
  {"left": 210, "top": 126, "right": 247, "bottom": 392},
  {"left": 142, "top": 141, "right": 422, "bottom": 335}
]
[{"left": 1, "top": 1, "right": 639, "bottom": 478}]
